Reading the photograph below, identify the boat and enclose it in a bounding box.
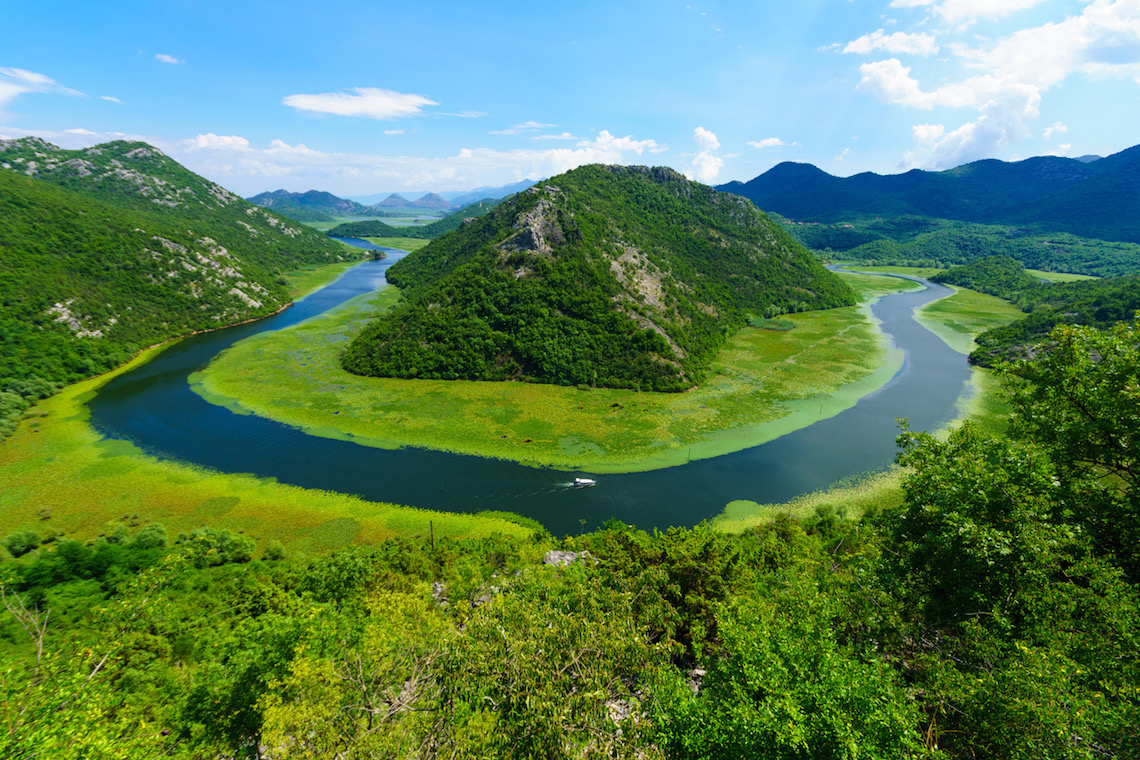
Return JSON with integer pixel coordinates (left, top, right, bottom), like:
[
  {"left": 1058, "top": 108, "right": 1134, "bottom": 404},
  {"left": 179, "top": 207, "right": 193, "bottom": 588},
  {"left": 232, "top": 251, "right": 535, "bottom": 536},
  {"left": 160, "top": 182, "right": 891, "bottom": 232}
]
[{"left": 573, "top": 477, "right": 597, "bottom": 488}]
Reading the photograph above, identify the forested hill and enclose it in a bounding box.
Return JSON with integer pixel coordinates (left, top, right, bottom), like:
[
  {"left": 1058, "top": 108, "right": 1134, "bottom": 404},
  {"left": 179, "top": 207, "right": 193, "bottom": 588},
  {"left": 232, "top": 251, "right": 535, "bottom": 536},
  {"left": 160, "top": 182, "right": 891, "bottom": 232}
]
[
  {"left": 341, "top": 164, "right": 854, "bottom": 392},
  {"left": 718, "top": 144, "right": 1140, "bottom": 243},
  {"left": 326, "top": 198, "right": 502, "bottom": 240},
  {"left": 247, "top": 189, "right": 374, "bottom": 222},
  {"left": 0, "top": 137, "right": 355, "bottom": 435},
  {"left": 929, "top": 255, "right": 1140, "bottom": 365}
]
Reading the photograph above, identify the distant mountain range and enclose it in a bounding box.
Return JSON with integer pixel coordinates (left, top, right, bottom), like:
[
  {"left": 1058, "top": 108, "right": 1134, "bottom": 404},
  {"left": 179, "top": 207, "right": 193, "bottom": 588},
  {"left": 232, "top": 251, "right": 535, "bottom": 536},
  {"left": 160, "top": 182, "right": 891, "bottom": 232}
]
[
  {"left": 718, "top": 144, "right": 1140, "bottom": 244},
  {"left": 247, "top": 189, "right": 465, "bottom": 221},
  {"left": 248, "top": 189, "right": 374, "bottom": 221},
  {"left": 248, "top": 180, "right": 539, "bottom": 224}
]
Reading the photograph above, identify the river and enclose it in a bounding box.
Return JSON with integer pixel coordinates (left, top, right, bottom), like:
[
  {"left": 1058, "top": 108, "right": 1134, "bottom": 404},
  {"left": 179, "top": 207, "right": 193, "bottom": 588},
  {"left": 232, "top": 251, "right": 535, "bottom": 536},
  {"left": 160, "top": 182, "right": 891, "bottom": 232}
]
[{"left": 88, "top": 250, "right": 972, "bottom": 535}]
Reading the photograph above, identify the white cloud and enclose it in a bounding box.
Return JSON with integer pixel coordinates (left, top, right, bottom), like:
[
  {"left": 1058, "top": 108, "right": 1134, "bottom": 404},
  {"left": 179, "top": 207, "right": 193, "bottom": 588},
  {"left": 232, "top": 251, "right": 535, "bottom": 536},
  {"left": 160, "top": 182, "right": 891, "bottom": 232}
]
[
  {"left": 491, "top": 120, "right": 557, "bottom": 135},
  {"left": 0, "top": 68, "right": 84, "bottom": 112},
  {"left": 685, "top": 127, "right": 723, "bottom": 183},
  {"left": 845, "top": 29, "right": 939, "bottom": 56},
  {"left": 155, "top": 54, "right": 184, "bottom": 64},
  {"left": 383, "top": 129, "right": 405, "bottom": 136},
  {"left": 864, "top": 0, "right": 1140, "bottom": 170},
  {"left": 902, "top": 84, "right": 1041, "bottom": 168},
  {"left": 857, "top": 58, "right": 982, "bottom": 109},
  {"left": 889, "top": 0, "right": 1049, "bottom": 25},
  {"left": 190, "top": 133, "right": 252, "bottom": 151},
  {"left": 532, "top": 132, "right": 577, "bottom": 141},
  {"left": 912, "top": 123, "right": 946, "bottom": 144},
  {"left": 168, "top": 129, "right": 664, "bottom": 195},
  {"left": 282, "top": 87, "right": 438, "bottom": 120},
  {"left": 692, "top": 126, "right": 720, "bottom": 152},
  {"left": 101, "top": 95, "right": 122, "bottom": 104},
  {"left": 935, "top": 0, "right": 1050, "bottom": 25},
  {"left": 747, "top": 137, "right": 798, "bottom": 149}
]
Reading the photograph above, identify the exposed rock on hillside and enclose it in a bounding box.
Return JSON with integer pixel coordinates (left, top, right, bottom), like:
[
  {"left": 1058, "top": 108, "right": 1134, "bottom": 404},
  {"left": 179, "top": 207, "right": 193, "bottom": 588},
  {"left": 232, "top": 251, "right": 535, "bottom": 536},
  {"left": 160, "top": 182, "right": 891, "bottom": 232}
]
[{"left": 342, "top": 164, "right": 854, "bottom": 392}]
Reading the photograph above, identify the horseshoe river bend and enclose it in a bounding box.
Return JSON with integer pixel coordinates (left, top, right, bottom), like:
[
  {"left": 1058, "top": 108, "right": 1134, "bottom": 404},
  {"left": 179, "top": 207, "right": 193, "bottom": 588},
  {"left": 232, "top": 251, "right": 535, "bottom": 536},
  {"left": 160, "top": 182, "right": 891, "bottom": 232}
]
[{"left": 88, "top": 249, "right": 973, "bottom": 536}]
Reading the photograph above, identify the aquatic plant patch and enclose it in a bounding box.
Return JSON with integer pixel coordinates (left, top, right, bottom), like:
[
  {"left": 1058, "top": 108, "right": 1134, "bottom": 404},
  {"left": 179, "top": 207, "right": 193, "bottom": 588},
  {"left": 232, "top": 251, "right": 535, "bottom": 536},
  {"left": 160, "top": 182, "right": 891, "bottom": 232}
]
[{"left": 194, "top": 271, "right": 919, "bottom": 473}]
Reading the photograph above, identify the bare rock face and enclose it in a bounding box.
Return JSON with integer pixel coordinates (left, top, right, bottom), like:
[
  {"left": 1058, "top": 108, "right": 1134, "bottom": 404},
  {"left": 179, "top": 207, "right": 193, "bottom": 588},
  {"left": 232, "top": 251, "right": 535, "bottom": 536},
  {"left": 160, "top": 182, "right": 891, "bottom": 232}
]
[{"left": 542, "top": 550, "right": 597, "bottom": 567}]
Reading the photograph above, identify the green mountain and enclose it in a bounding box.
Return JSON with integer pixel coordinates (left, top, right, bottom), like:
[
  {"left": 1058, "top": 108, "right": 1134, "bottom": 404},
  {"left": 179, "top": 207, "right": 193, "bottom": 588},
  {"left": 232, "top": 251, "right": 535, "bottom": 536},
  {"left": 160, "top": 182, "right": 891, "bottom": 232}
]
[
  {"left": 247, "top": 189, "right": 376, "bottom": 222},
  {"left": 927, "top": 255, "right": 1140, "bottom": 364},
  {"left": 719, "top": 144, "right": 1140, "bottom": 244},
  {"left": 328, "top": 198, "right": 503, "bottom": 240},
  {"left": 0, "top": 137, "right": 356, "bottom": 433},
  {"left": 929, "top": 255, "right": 1041, "bottom": 297},
  {"left": 341, "top": 164, "right": 854, "bottom": 392}
]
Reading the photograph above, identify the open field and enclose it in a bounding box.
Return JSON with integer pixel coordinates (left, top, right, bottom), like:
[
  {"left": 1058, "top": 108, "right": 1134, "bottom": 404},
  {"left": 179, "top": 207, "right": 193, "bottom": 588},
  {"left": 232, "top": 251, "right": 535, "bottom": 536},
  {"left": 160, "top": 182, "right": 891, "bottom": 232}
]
[
  {"left": 914, "top": 285, "right": 1025, "bottom": 354},
  {"left": 362, "top": 236, "right": 431, "bottom": 251},
  {"left": 194, "top": 271, "right": 920, "bottom": 473},
  {"left": 1027, "top": 268, "right": 1099, "bottom": 282}
]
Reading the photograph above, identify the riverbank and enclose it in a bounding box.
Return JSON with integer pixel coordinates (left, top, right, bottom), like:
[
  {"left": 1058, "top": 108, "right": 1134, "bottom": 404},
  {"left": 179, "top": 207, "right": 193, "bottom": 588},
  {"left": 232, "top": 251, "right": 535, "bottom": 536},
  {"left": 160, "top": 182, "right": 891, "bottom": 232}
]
[
  {"left": 707, "top": 273, "right": 1023, "bottom": 531},
  {"left": 0, "top": 262, "right": 538, "bottom": 552},
  {"left": 192, "top": 270, "right": 921, "bottom": 473}
]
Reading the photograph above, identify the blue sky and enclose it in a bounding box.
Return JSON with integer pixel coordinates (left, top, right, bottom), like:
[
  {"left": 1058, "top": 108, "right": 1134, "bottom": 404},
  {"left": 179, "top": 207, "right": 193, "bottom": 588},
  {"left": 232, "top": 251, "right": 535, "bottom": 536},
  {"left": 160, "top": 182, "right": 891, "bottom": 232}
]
[{"left": 2, "top": 0, "right": 1138, "bottom": 197}]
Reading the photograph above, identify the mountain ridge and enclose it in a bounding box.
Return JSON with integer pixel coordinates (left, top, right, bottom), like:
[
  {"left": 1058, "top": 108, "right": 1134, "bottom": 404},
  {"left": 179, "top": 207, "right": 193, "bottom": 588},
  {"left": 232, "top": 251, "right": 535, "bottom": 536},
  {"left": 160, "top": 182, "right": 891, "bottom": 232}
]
[
  {"left": 342, "top": 164, "right": 854, "bottom": 392},
  {"left": 718, "top": 144, "right": 1140, "bottom": 243},
  {"left": 0, "top": 136, "right": 355, "bottom": 431}
]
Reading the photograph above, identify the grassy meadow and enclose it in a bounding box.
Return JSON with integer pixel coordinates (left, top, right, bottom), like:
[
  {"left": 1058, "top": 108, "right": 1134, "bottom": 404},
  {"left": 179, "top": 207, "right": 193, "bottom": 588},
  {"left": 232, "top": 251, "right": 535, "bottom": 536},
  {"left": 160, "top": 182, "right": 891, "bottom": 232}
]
[{"left": 194, "top": 270, "right": 921, "bottom": 473}]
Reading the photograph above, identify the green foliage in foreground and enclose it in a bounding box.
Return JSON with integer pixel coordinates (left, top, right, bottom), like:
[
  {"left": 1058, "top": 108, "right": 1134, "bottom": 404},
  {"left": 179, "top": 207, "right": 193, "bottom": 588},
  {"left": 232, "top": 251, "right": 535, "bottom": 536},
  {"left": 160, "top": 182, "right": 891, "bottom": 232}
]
[
  {"left": 3, "top": 321, "right": 1139, "bottom": 758},
  {"left": 343, "top": 165, "right": 854, "bottom": 392}
]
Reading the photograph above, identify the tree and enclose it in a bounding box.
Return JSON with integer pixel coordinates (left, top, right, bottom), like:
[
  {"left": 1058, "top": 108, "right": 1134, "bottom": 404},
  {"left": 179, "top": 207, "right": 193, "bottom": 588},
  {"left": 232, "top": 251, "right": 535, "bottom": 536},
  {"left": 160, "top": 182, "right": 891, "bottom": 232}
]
[{"left": 1005, "top": 321, "right": 1140, "bottom": 580}]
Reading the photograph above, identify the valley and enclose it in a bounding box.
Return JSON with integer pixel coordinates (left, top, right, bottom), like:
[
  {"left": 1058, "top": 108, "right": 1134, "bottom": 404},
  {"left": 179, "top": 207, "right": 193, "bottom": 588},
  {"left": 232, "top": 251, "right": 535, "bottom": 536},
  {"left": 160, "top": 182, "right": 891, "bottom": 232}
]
[{"left": 2, "top": 136, "right": 1138, "bottom": 760}]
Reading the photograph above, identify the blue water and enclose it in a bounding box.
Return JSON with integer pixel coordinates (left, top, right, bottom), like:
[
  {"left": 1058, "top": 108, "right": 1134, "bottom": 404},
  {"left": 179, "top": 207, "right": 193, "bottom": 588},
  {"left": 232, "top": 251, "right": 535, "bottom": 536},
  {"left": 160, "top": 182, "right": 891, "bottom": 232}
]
[{"left": 88, "top": 254, "right": 971, "bottom": 535}]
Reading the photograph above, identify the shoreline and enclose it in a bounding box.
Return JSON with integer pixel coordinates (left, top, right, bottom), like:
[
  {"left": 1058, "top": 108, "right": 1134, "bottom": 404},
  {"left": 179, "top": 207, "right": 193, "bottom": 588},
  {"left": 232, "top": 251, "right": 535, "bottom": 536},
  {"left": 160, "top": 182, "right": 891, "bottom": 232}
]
[{"left": 191, "top": 271, "right": 920, "bottom": 474}]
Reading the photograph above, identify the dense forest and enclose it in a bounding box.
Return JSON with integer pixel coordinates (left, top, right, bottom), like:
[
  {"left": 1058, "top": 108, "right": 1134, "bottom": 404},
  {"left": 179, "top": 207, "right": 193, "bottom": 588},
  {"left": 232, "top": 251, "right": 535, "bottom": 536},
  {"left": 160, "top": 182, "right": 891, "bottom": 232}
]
[
  {"left": 0, "top": 137, "right": 356, "bottom": 437},
  {"left": 342, "top": 164, "right": 854, "bottom": 392},
  {"left": 2, "top": 320, "right": 1137, "bottom": 758},
  {"left": 930, "top": 256, "right": 1140, "bottom": 364},
  {"left": 784, "top": 216, "right": 1140, "bottom": 277}
]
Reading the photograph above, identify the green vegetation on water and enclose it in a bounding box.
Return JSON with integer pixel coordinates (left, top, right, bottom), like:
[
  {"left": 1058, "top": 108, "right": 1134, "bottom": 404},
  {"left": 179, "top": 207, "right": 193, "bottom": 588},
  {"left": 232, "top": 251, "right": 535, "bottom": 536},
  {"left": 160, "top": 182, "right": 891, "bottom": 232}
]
[
  {"left": 194, "top": 270, "right": 911, "bottom": 473},
  {"left": 0, "top": 261, "right": 534, "bottom": 554}
]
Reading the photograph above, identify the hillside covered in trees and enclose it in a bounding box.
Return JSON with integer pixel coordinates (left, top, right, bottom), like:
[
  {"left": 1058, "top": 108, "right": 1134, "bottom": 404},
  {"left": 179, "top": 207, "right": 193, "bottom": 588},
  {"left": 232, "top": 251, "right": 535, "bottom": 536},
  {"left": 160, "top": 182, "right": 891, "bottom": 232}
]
[
  {"left": 930, "top": 256, "right": 1140, "bottom": 364},
  {"left": 2, "top": 320, "right": 1137, "bottom": 758},
  {"left": 719, "top": 144, "right": 1140, "bottom": 244},
  {"left": 341, "top": 164, "right": 854, "bottom": 392},
  {"left": 0, "top": 137, "right": 356, "bottom": 436}
]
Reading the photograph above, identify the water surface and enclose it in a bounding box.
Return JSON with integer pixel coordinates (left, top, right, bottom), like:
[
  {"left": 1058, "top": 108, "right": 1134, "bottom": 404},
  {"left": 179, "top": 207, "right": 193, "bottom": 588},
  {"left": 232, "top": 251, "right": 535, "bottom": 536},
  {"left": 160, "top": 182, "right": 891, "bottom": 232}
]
[{"left": 89, "top": 256, "right": 971, "bottom": 535}]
